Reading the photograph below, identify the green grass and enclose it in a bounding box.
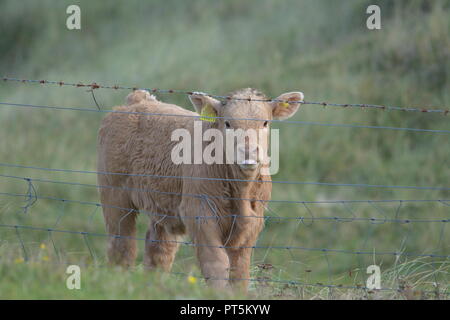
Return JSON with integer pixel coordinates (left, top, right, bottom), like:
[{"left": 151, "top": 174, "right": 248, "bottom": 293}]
[
  {"left": 0, "top": 262, "right": 246, "bottom": 299},
  {"left": 0, "top": 0, "right": 449, "bottom": 299},
  {"left": 0, "top": 258, "right": 446, "bottom": 300}
]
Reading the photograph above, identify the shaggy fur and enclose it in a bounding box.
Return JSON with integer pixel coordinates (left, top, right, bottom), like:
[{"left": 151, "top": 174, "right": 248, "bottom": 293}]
[{"left": 97, "top": 88, "right": 303, "bottom": 291}]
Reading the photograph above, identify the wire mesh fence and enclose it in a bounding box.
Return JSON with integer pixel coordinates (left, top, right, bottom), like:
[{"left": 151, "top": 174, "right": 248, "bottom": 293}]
[{"left": 0, "top": 77, "right": 448, "bottom": 299}]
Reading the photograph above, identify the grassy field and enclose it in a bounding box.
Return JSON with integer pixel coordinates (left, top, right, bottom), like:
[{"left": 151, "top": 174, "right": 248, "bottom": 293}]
[{"left": 0, "top": 0, "right": 449, "bottom": 299}]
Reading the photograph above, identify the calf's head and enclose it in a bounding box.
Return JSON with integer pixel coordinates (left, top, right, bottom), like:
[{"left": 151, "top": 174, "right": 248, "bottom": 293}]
[{"left": 189, "top": 88, "right": 303, "bottom": 175}]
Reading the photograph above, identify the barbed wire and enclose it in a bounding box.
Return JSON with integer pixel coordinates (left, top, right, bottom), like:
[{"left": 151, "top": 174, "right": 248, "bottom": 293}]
[
  {"left": 0, "top": 101, "right": 448, "bottom": 134},
  {"left": 2, "top": 76, "right": 450, "bottom": 115}
]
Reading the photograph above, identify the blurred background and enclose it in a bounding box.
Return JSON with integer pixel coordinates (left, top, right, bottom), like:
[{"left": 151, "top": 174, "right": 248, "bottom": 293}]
[{"left": 0, "top": 0, "right": 448, "bottom": 299}]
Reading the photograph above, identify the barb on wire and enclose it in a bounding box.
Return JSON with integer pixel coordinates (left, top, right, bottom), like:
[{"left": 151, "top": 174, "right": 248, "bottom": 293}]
[{"left": 2, "top": 76, "right": 450, "bottom": 115}]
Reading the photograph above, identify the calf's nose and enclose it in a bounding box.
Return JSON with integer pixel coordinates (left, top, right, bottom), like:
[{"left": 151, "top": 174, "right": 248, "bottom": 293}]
[{"left": 237, "top": 144, "right": 260, "bottom": 170}]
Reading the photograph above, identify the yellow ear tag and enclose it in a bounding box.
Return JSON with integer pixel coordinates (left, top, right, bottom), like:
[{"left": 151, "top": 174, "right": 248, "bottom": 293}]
[
  {"left": 200, "top": 103, "right": 216, "bottom": 122},
  {"left": 280, "top": 102, "right": 290, "bottom": 108}
]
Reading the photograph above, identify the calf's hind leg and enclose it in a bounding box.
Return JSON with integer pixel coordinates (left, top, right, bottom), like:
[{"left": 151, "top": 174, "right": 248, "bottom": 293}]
[
  {"left": 144, "top": 218, "right": 181, "bottom": 272},
  {"left": 103, "top": 203, "right": 138, "bottom": 268}
]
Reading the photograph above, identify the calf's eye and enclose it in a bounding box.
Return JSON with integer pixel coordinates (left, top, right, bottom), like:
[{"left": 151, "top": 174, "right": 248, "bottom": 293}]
[
  {"left": 225, "top": 121, "right": 231, "bottom": 129},
  {"left": 263, "top": 121, "right": 268, "bottom": 127}
]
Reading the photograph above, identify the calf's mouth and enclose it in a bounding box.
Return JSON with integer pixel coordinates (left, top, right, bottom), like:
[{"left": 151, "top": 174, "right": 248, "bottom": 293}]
[{"left": 238, "top": 159, "right": 259, "bottom": 171}]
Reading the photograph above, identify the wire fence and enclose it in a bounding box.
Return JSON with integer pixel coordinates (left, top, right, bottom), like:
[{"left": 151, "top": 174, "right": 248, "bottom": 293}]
[
  {"left": 1, "top": 101, "right": 449, "bottom": 134},
  {"left": 2, "top": 224, "right": 449, "bottom": 297},
  {"left": 3, "top": 76, "right": 450, "bottom": 115},
  {"left": 0, "top": 77, "right": 449, "bottom": 298}
]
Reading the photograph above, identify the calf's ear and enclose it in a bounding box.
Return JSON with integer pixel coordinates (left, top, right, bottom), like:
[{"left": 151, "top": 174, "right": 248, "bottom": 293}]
[
  {"left": 189, "top": 93, "right": 222, "bottom": 122},
  {"left": 271, "top": 91, "right": 304, "bottom": 120}
]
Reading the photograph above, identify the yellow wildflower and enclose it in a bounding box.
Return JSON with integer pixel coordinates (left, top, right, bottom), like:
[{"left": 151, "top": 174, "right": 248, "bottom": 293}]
[
  {"left": 14, "top": 257, "right": 25, "bottom": 264},
  {"left": 187, "top": 275, "right": 197, "bottom": 284}
]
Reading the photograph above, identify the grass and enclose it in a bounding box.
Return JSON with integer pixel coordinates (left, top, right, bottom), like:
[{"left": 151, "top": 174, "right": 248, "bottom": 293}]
[
  {"left": 0, "top": 262, "right": 245, "bottom": 300},
  {"left": 1, "top": 258, "right": 446, "bottom": 300},
  {"left": 0, "top": 0, "right": 449, "bottom": 299}
]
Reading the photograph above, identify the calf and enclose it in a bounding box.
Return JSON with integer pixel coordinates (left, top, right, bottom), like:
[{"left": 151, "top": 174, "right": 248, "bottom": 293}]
[{"left": 97, "top": 88, "right": 303, "bottom": 290}]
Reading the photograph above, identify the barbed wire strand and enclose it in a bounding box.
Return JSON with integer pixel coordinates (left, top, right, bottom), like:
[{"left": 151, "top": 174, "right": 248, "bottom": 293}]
[{"left": 2, "top": 76, "right": 449, "bottom": 115}]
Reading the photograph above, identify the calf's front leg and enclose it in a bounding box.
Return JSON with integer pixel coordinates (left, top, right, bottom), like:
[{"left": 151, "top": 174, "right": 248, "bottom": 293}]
[
  {"left": 227, "top": 246, "right": 253, "bottom": 292},
  {"left": 183, "top": 206, "right": 231, "bottom": 289},
  {"left": 196, "top": 243, "right": 230, "bottom": 289}
]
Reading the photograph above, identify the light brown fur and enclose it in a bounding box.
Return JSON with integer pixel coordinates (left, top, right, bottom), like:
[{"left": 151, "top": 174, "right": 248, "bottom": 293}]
[{"left": 97, "top": 88, "right": 303, "bottom": 291}]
